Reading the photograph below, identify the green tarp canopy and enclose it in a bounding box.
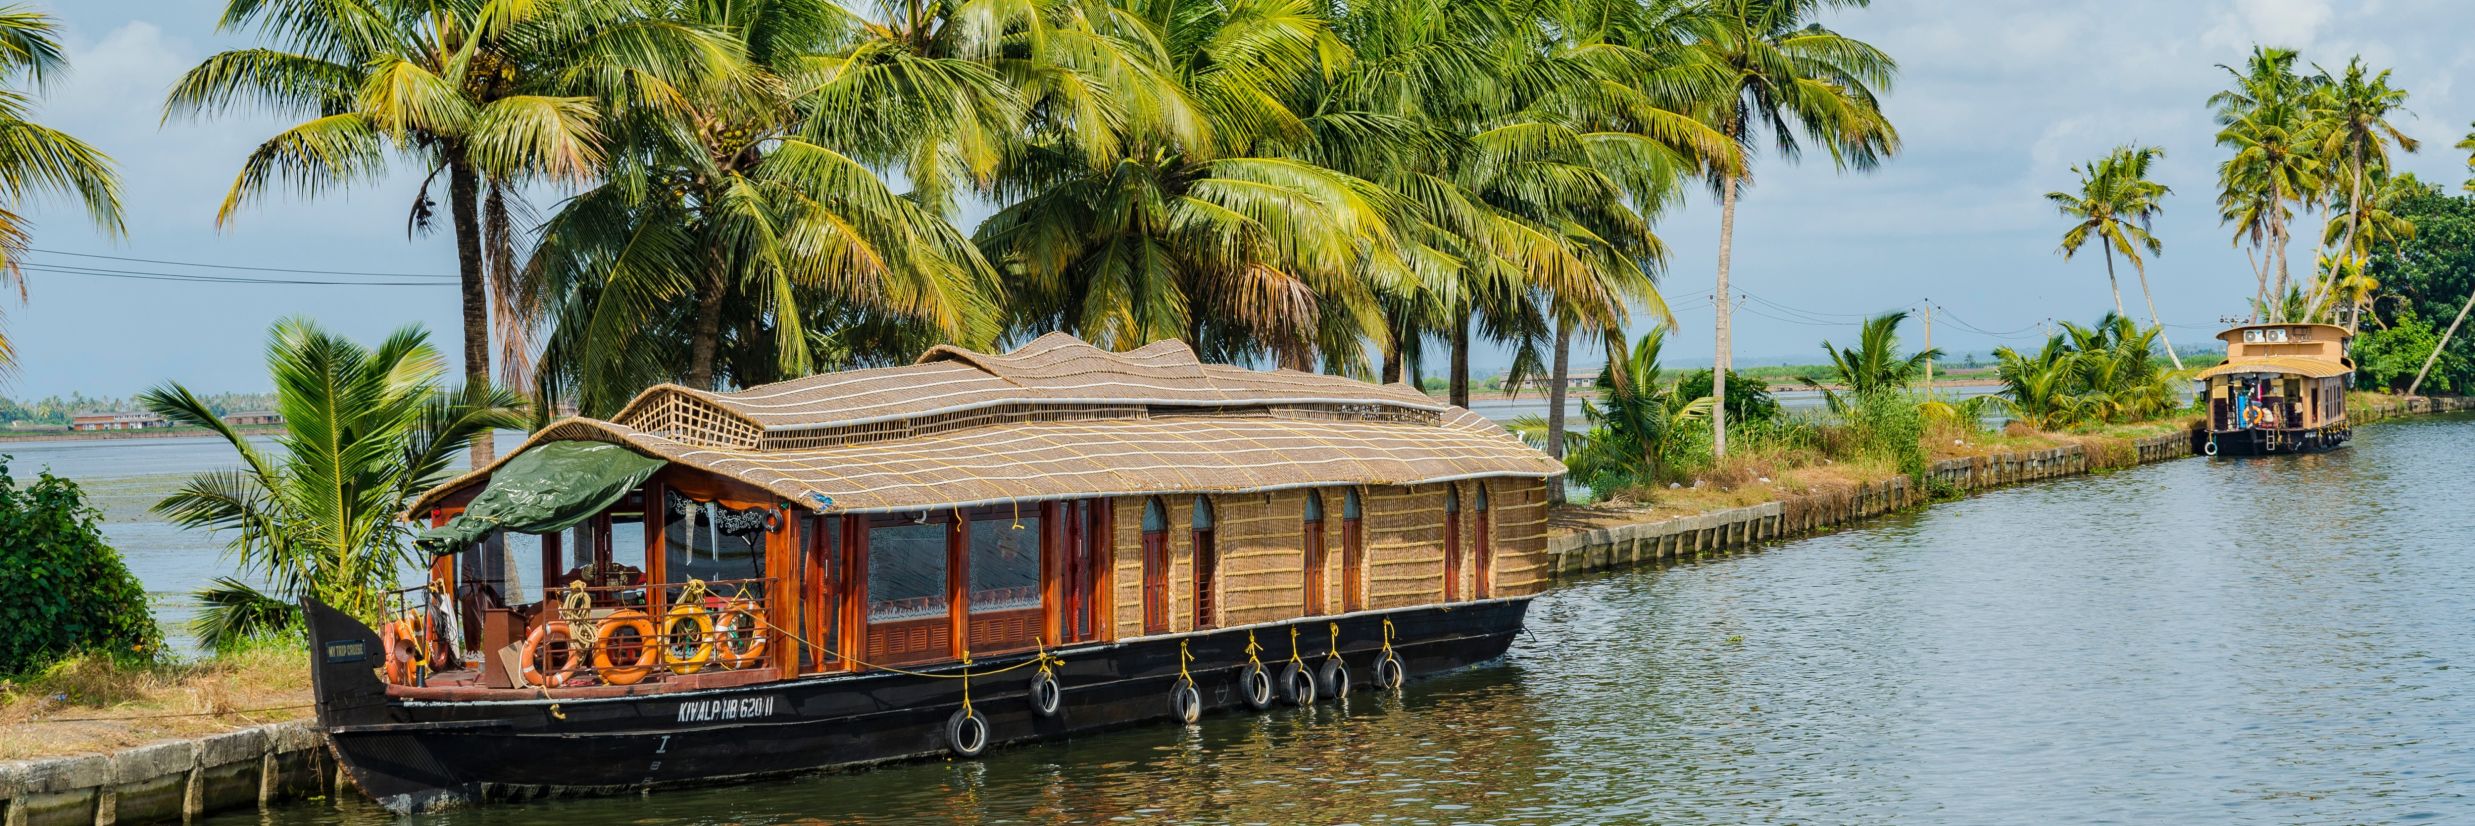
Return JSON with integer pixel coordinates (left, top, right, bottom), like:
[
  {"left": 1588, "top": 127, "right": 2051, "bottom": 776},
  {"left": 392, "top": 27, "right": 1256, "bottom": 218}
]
[{"left": 415, "top": 441, "right": 666, "bottom": 555}]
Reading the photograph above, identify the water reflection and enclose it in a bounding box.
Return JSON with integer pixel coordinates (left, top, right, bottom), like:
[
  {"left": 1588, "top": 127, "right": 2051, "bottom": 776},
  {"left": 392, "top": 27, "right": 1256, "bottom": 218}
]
[{"left": 160, "top": 413, "right": 2475, "bottom": 822}]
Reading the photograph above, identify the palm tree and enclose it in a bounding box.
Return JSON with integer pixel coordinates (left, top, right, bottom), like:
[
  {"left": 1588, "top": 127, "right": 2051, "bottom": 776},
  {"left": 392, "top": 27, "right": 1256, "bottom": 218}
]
[
  {"left": 1801, "top": 310, "right": 1938, "bottom": 414},
  {"left": 2315, "top": 170, "right": 2416, "bottom": 331},
  {"left": 2047, "top": 145, "right": 2180, "bottom": 368},
  {"left": 2211, "top": 47, "right": 2319, "bottom": 320},
  {"left": 2302, "top": 58, "right": 2417, "bottom": 320},
  {"left": 1510, "top": 325, "right": 1712, "bottom": 491},
  {"left": 981, "top": 0, "right": 1399, "bottom": 367},
  {"left": 143, "top": 320, "right": 524, "bottom": 650},
  {"left": 528, "top": 0, "right": 1004, "bottom": 411},
  {"left": 0, "top": 7, "right": 124, "bottom": 374},
  {"left": 166, "top": 0, "right": 742, "bottom": 463},
  {"left": 1680, "top": 0, "right": 1899, "bottom": 458}
]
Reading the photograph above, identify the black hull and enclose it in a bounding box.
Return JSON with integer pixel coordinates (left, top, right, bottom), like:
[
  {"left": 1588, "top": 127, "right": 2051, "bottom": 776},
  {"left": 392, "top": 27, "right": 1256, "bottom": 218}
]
[
  {"left": 303, "top": 598, "right": 1531, "bottom": 813},
  {"left": 2203, "top": 425, "right": 2350, "bottom": 457}
]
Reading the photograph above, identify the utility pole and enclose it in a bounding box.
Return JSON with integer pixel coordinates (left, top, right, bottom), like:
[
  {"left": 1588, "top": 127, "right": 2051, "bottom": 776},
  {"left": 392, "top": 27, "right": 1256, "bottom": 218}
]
[{"left": 1922, "top": 302, "right": 1934, "bottom": 399}]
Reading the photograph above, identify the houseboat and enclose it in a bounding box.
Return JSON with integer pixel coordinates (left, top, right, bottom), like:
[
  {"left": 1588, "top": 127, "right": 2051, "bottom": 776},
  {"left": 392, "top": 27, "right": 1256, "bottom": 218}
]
[
  {"left": 2195, "top": 323, "right": 2354, "bottom": 455},
  {"left": 302, "top": 333, "right": 1563, "bottom": 813}
]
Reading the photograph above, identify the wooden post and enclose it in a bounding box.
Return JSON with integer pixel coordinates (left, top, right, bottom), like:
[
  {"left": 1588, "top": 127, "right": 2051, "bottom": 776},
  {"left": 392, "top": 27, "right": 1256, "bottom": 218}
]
[{"left": 1922, "top": 302, "right": 1934, "bottom": 398}]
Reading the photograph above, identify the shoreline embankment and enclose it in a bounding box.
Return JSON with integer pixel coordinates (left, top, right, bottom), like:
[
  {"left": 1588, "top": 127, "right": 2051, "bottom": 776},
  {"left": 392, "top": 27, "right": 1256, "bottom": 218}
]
[{"left": 1544, "top": 396, "right": 2473, "bottom": 575}]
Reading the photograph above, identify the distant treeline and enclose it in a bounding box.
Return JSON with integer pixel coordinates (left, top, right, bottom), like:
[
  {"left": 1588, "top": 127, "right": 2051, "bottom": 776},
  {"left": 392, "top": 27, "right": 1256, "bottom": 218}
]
[{"left": 0, "top": 392, "right": 276, "bottom": 425}]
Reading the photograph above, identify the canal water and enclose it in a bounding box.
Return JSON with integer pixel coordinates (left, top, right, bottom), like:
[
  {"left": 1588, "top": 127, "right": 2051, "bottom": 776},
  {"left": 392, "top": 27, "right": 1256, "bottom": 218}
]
[{"left": 156, "top": 411, "right": 2474, "bottom": 824}]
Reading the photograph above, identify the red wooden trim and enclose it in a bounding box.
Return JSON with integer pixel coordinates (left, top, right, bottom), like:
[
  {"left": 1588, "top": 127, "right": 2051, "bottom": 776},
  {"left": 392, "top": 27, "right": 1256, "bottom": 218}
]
[{"left": 947, "top": 513, "right": 968, "bottom": 660}]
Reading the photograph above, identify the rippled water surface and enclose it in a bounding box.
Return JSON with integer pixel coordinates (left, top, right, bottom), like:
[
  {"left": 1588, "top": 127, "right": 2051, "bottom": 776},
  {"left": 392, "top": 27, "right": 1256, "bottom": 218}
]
[{"left": 160, "top": 412, "right": 2475, "bottom": 823}]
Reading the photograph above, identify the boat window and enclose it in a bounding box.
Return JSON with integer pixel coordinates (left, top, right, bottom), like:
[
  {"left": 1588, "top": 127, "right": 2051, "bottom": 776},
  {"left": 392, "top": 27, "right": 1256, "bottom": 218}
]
[
  {"left": 868, "top": 520, "right": 949, "bottom": 622},
  {"left": 663, "top": 491, "right": 768, "bottom": 585},
  {"left": 1304, "top": 490, "right": 1324, "bottom": 522},
  {"left": 1143, "top": 498, "right": 1167, "bottom": 532},
  {"left": 1193, "top": 497, "right": 1215, "bottom": 530},
  {"left": 1446, "top": 486, "right": 1461, "bottom": 514},
  {"left": 1475, "top": 484, "right": 1489, "bottom": 512},
  {"left": 968, "top": 513, "right": 1042, "bottom": 613},
  {"left": 498, "top": 531, "right": 547, "bottom": 598},
  {"left": 1344, "top": 488, "right": 1361, "bottom": 520}
]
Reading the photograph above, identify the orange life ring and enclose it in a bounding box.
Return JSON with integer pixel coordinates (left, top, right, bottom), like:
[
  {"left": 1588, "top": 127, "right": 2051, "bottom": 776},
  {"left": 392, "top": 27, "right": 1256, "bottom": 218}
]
[
  {"left": 662, "top": 603, "right": 717, "bottom": 674},
  {"left": 714, "top": 600, "right": 768, "bottom": 668},
  {"left": 591, "top": 610, "right": 660, "bottom": 686},
  {"left": 519, "top": 620, "right": 584, "bottom": 687}
]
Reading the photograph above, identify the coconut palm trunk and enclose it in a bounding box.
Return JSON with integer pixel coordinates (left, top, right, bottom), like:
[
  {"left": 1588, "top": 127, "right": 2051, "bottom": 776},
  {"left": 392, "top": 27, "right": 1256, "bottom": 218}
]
[
  {"left": 1546, "top": 315, "right": 1571, "bottom": 505},
  {"left": 2408, "top": 287, "right": 2475, "bottom": 396},
  {"left": 686, "top": 243, "right": 729, "bottom": 391},
  {"left": 2099, "top": 245, "right": 2126, "bottom": 318},
  {"left": 2131, "top": 260, "right": 2181, "bottom": 369},
  {"left": 448, "top": 158, "right": 493, "bottom": 466},
  {"left": 1712, "top": 173, "right": 1738, "bottom": 458},
  {"left": 1449, "top": 312, "right": 1472, "bottom": 408}
]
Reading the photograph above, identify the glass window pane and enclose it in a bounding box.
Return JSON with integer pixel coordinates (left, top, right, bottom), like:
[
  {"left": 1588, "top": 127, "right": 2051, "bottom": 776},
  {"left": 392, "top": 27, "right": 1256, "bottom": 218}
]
[
  {"left": 1192, "top": 497, "right": 1214, "bottom": 530},
  {"left": 1344, "top": 489, "right": 1361, "bottom": 520},
  {"left": 869, "top": 522, "right": 948, "bottom": 621},
  {"left": 969, "top": 516, "right": 1042, "bottom": 614},
  {"left": 663, "top": 491, "right": 766, "bottom": 586},
  {"left": 1304, "top": 491, "right": 1323, "bottom": 522},
  {"left": 1142, "top": 498, "right": 1166, "bottom": 532}
]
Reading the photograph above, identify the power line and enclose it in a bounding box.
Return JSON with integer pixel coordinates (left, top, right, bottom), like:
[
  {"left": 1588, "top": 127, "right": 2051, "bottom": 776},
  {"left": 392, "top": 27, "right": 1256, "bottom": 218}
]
[
  {"left": 24, "top": 264, "right": 451, "bottom": 287},
  {"left": 29, "top": 248, "right": 458, "bottom": 279}
]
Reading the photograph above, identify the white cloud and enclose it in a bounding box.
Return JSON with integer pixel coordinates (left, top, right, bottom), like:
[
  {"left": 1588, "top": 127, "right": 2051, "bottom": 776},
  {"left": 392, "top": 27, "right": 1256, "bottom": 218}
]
[{"left": 2205, "top": 0, "right": 2335, "bottom": 52}]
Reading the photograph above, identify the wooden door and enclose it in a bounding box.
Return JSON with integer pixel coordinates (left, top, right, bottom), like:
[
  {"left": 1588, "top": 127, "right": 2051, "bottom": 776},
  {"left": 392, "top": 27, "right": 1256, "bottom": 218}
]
[
  {"left": 1302, "top": 491, "right": 1325, "bottom": 616},
  {"left": 1342, "top": 490, "right": 1363, "bottom": 612},
  {"left": 1142, "top": 498, "right": 1170, "bottom": 635}
]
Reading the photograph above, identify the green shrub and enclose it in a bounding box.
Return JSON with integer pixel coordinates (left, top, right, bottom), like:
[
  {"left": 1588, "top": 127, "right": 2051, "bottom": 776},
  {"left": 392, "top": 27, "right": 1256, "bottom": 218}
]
[
  {"left": 0, "top": 459, "right": 160, "bottom": 676},
  {"left": 2353, "top": 310, "right": 2463, "bottom": 393},
  {"left": 1847, "top": 391, "right": 1928, "bottom": 481}
]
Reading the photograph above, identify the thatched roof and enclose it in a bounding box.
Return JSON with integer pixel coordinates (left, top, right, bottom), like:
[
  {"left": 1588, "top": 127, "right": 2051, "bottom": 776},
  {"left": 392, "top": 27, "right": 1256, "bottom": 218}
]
[{"left": 411, "top": 334, "right": 1559, "bottom": 515}]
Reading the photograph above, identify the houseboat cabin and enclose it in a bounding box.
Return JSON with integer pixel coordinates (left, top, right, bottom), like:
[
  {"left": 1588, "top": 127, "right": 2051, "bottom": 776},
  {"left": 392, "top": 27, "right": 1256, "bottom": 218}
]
[
  {"left": 302, "top": 333, "right": 1562, "bottom": 812},
  {"left": 2195, "top": 323, "right": 2353, "bottom": 455}
]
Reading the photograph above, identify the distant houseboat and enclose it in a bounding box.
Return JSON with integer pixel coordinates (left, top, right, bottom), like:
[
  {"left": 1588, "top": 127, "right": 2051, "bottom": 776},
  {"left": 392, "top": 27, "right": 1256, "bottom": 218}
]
[
  {"left": 302, "top": 333, "right": 1562, "bottom": 813},
  {"left": 2195, "top": 323, "right": 2353, "bottom": 455},
  {"left": 68, "top": 411, "right": 170, "bottom": 431}
]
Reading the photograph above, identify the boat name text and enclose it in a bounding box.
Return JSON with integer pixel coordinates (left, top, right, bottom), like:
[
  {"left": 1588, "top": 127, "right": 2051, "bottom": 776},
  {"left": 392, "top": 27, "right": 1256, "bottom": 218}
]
[{"left": 676, "top": 695, "right": 776, "bottom": 723}]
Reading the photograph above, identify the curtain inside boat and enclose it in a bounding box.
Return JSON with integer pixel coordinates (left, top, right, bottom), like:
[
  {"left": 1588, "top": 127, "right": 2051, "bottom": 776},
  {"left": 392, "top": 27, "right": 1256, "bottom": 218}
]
[{"left": 415, "top": 441, "right": 667, "bottom": 555}]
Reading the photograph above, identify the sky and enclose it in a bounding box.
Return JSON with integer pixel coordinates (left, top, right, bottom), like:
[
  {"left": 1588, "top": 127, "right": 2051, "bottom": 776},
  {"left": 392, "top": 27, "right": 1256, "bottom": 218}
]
[{"left": 9, "top": 0, "right": 2475, "bottom": 397}]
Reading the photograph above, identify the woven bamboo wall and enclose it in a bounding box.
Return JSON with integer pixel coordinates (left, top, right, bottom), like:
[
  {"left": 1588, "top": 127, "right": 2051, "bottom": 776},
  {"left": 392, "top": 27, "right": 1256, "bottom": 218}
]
[
  {"left": 1213, "top": 490, "right": 1305, "bottom": 628},
  {"left": 1492, "top": 478, "right": 1551, "bottom": 596},
  {"left": 1110, "top": 497, "right": 1149, "bottom": 641},
  {"left": 1099, "top": 479, "right": 1547, "bottom": 639},
  {"left": 1363, "top": 484, "right": 1445, "bottom": 609}
]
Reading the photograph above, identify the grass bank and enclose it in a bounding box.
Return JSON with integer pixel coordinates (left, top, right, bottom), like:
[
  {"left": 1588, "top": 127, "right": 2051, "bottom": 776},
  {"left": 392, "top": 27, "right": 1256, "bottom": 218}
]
[
  {"left": 1548, "top": 414, "right": 2201, "bottom": 533},
  {"left": 0, "top": 648, "right": 310, "bottom": 762}
]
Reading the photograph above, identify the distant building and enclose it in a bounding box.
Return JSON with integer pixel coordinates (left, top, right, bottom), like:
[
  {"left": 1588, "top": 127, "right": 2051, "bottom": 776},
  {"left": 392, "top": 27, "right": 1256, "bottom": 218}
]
[
  {"left": 69, "top": 411, "right": 171, "bottom": 431},
  {"left": 223, "top": 411, "right": 284, "bottom": 427}
]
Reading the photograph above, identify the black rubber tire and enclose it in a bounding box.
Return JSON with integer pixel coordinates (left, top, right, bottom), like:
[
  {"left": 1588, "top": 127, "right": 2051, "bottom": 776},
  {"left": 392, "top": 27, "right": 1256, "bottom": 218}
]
[
  {"left": 1239, "top": 663, "right": 1276, "bottom": 710},
  {"left": 1317, "top": 658, "right": 1350, "bottom": 699},
  {"left": 1027, "top": 670, "right": 1063, "bottom": 717},
  {"left": 1169, "top": 679, "right": 1203, "bottom": 724},
  {"left": 1373, "top": 652, "right": 1406, "bottom": 690},
  {"left": 1279, "top": 662, "right": 1316, "bottom": 706},
  {"left": 945, "top": 708, "right": 988, "bottom": 758}
]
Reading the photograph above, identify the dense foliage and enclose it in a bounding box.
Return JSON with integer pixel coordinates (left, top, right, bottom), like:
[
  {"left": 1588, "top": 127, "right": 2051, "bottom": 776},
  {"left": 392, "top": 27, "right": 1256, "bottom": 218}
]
[
  {"left": 143, "top": 320, "right": 525, "bottom": 650},
  {"left": 2361, "top": 183, "right": 2475, "bottom": 391},
  {"left": 0, "top": 460, "right": 159, "bottom": 676},
  {"left": 1991, "top": 314, "right": 2180, "bottom": 430}
]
